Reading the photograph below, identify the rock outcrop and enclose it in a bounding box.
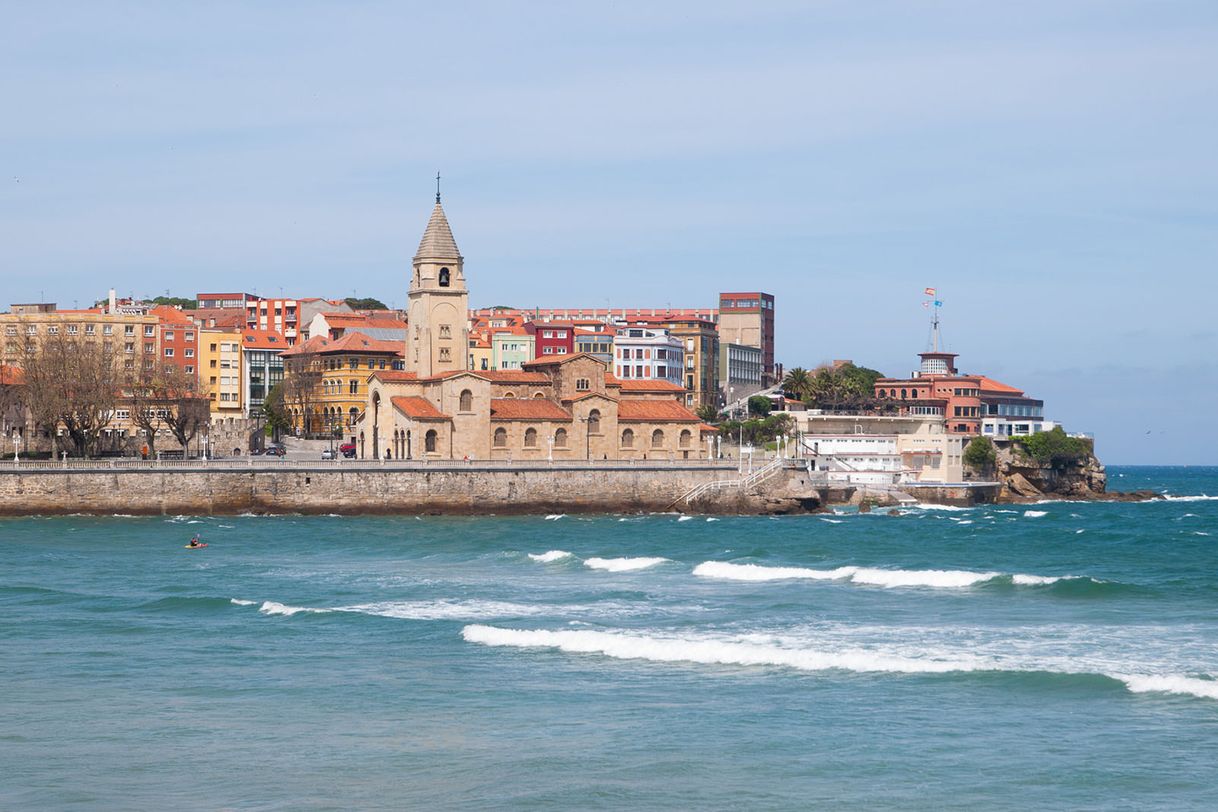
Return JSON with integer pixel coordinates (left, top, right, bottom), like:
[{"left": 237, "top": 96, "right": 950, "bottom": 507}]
[{"left": 984, "top": 442, "right": 1157, "bottom": 502}]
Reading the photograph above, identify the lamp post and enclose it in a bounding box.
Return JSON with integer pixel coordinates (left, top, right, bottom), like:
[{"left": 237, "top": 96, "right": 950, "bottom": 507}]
[
  {"left": 547, "top": 434, "right": 554, "bottom": 463},
  {"left": 12, "top": 430, "right": 19, "bottom": 463}
]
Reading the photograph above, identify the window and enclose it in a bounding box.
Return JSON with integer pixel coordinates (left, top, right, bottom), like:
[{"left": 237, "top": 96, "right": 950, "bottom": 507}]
[
  {"left": 439, "top": 324, "right": 451, "bottom": 338},
  {"left": 103, "top": 325, "right": 113, "bottom": 336},
  {"left": 184, "top": 348, "right": 194, "bottom": 358},
  {"left": 542, "top": 330, "right": 553, "bottom": 339},
  {"left": 524, "top": 427, "right": 538, "bottom": 448},
  {"left": 651, "top": 429, "right": 664, "bottom": 449},
  {"left": 493, "top": 427, "right": 507, "bottom": 448},
  {"left": 47, "top": 325, "right": 59, "bottom": 335},
  {"left": 115, "top": 409, "right": 130, "bottom": 420},
  {"left": 587, "top": 409, "right": 601, "bottom": 434},
  {"left": 439, "top": 347, "right": 451, "bottom": 362},
  {"left": 144, "top": 326, "right": 155, "bottom": 337},
  {"left": 554, "top": 428, "right": 568, "bottom": 448},
  {"left": 164, "top": 348, "right": 174, "bottom": 357},
  {"left": 679, "top": 429, "right": 692, "bottom": 448},
  {"left": 125, "top": 325, "right": 135, "bottom": 336},
  {"left": 425, "top": 430, "right": 438, "bottom": 453},
  {"left": 543, "top": 346, "right": 554, "bottom": 355},
  {"left": 459, "top": 390, "right": 473, "bottom": 411},
  {"left": 145, "top": 343, "right": 155, "bottom": 354},
  {"left": 185, "top": 332, "right": 194, "bottom": 341},
  {"left": 349, "top": 380, "right": 359, "bottom": 395},
  {"left": 439, "top": 267, "right": 450, "bottom": 287},
  {"left": 575, "top": 378, "right": 590, "bottom": 391},
  {"left": 164, "top": 331, "right": 174, "bottom": 341},
  {"left": 66, "top": 324, "right": 78, "bottom": 335},
  {"left": 621, "top": 428, "right": 634, "bottom": 448},
  {"left": 185, "top": 365, "right": 194, "bottom": 374}
]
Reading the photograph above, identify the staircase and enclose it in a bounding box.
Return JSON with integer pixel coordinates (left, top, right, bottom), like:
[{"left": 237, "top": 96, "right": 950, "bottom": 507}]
[{"left": 675, "top": 457, "right": 788, "bottom": 506}]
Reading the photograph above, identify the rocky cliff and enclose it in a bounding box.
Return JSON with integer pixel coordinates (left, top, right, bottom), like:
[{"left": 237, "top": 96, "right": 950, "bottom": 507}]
[{"left": 986, "top": 442, "right": 1156, "bottom": 502}]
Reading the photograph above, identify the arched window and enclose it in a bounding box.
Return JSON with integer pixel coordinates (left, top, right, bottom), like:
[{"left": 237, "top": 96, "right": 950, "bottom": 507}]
[
  {"left": 575, "top": 378, "right": 590, "bottom": 391},
  {"left": 533, "top": 391, "right": 545, "bottom": 398},
  {"left": 524, "top": 427, "right": 538, "bottom": 448},
  {"left": 621, "top": 428, "right": 634, "bottom": 448},
  {"left": 651, "top": 429, "right": 664, "bottom": 449},
  {"left": 439, "top": 267, "right": 450, "bottom": 287},
  {"left": 554, "top": 428, "right": 568, "bottom": 448},
  {"left": 587, "top": 409, "right": 601, "bottom": 434},
  {"left": 459, "top": 389, "right": 473, "bottom": 411},
  {"left": 425, "top": 429, "right": 437, "bottom": 453},
  {"left": 679, "top": 429, "right": 692, "bottom": 448},
  {"left": 493, "top": 427, "right": 507, "bottom": 448},
  {"left": 503, "top": 392, "right": 516, "bottom": 399},
  {"left": 901, "top": 388, "right": 907, "bottom": 399}
]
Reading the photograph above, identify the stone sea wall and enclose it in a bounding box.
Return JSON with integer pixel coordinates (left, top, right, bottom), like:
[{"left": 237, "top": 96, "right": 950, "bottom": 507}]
[{"left": 0, "top": 462, "right": 776, "bottom": 516}]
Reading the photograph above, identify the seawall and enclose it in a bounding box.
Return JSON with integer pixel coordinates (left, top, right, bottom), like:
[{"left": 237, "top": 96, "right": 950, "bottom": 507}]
[{"left": 0, "top": 461, "right": 772, "bottom": 516}]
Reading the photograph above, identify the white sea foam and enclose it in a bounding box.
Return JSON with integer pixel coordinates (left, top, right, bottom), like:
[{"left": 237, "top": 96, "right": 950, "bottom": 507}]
[
  {"left": 1162, "top": 494, "right": 1217, "bottom": 502},
  {"left": 1076, "top": 529, "right": 1086, "bottom": 534},
  {"left": 528, "top": 550, "right": 574, "bottom": 563},
  {"left": 584, "top": 556, "right": 670, "bottom": 572},
  {"left": 1196, "top": 532, "right": 1211, "bottom": 537},
  {"left": 819, "top": 518, "right": 844, "bottom": 524},
  {"left": 955, "top": 520, "right": 974, "bottom": 526},
  {"left": 1010, "top": 574, "right": 1090, "bottom": 586},
  {"left": 258, "top": 601, "right": 331, "bottom": 617},
  {"left": 1119, "top": 674, "right": 1218, "bottom": 701},
  {"left": 461, "top": 625, "right": 979, "bottom": 674},
  {"left": 545, "top": 514, "right": 565, "bottom": 521},
  {"left": 693, "top": 561, "right": 1001, "bottom": 588},
  {"left": 230, "top": 598, "right": 256, "bottom": 606},
  {"left": 346, "top": 600, "right": 546, "bottom": 621},
  {"left": 677, "top": 516, "right": 694, "bottom": 522},
  {"left": 693, "top": 561, "right": 854, "bottom": 582},
  {"left": 915, "top": 503, "right": 973, "bottom": 511},
  {"left": 1023, "top": 510, "right": 1048, "bottom": 518},
  {"left": 462, "top": 626, "right": 1218, "bottom": 702},
  {"left": 706, "top": 518, "right": 719, "bottom": 522}
]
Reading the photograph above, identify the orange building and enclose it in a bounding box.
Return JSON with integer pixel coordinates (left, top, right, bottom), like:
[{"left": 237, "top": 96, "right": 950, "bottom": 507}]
[{"left": 875, "top": 351, "right": 982, "bottom": 435}]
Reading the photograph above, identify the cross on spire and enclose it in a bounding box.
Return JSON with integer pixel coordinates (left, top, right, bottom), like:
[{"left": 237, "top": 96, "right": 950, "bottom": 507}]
[{"left": 435, "top": 171, "right": 441, "bottom": 204}]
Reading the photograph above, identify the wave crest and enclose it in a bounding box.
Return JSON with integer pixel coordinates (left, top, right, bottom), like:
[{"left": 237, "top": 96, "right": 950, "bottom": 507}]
[
  {"left": 528, "top": 550, "right": 573, "bottom": 563},
  {"left": 584, "top": 557, "right": 670, "bottom": 572}
]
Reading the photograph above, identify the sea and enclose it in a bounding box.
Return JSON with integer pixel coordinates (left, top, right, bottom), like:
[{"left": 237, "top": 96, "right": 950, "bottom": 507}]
[{"left": 2, "top": 465, "right": 1217, "bottom": 810}]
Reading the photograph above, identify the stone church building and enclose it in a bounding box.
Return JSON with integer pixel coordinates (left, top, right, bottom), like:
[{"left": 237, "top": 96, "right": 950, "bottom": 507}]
[{"left": 358, "top": 197, "right": 715, "bottom": 461}]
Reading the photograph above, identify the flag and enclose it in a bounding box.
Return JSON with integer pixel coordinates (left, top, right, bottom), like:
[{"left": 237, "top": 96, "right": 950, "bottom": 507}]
[
  {"left": 934, "top": 300, "right": 943, "bottom": 307},
  {"left": 923, "top": 287, "right": 936, "bottom": 296},
  {"left": 922, "top": 301, "right": 930, "bottom": 309}
]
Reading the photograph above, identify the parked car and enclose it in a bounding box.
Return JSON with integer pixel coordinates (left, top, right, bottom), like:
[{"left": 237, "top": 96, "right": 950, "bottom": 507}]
[
  {"left": 264, "top": 446, "right": 286, "bottom": 457},
  {"left": 338, "top": 443, "right": 357, "bottom": 459},
  {"left": 321, "top": 449, "right": 335, "bottom": 460}
]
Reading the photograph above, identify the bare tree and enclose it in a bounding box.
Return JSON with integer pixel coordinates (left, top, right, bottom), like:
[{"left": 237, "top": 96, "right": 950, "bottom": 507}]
[
  {"left": 282, "top": 351, "right": 322, "bottom": 435},
  {"left": 20, "top": 327, "right": 122, "bottom": 457},
  {"left": 126, "top": 365, "right": 211, "bottom": 456}
]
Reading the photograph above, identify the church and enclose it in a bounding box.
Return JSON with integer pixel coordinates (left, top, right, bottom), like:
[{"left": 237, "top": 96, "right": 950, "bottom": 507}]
[{"left": 358, "top": 195, "right": 716, "bottom": 461}]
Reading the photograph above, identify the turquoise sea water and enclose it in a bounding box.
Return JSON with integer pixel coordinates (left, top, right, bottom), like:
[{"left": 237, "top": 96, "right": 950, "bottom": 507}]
[{"left": 2, "top": 465, "right": 1217, "bottom": 810}]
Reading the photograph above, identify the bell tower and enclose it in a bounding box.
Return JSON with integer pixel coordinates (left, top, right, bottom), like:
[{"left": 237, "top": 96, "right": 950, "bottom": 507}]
[{"left": 405, "top": 179, "right": 469, "bottom": 377}]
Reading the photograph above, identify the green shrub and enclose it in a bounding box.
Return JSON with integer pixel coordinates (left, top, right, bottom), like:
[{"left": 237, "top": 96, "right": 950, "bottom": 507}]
[
  {"left": 963, "top": 436, "right": 996, "bottom": 469},
  {"left": 1014, "top": 426, "right": 1091, "bottom": 466}
]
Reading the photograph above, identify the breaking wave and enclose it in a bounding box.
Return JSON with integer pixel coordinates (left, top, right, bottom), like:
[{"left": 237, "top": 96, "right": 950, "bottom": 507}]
[
  {"left": 584, "top": 557, "right": 670, "bottom": 572},
  {"left": 258, "top": 601, "right": 331, "bottom": 617},
  {"left": 461, "top": 625, "right": 1218, "bottom": 702},
  {"left": 1023, "top": 510, "right": 1048, "bottom": 518},
  {"left": 693, "top": 562, "right": 1106, "bottom": 590},
  {"left": 528, "top": 550, "right": 574, "bottom": 563}
]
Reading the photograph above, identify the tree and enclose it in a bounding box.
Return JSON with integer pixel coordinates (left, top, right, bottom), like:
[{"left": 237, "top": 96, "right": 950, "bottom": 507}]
[
  {"left": 804, "top": 362, "right": 886, "bottom": 410},
  {"left": 282, "top": 352, "right": 323, "bottom": 434},
  {"left": 19, "top": 326, "right": 122, "bottom": 457},
  {"left": 963, "top": 436, "right": 997, "bottom": 470},
  {"left": 747, "top": 395, "right": 772, "bottom": 416},
  {"left": 1015, "top": 426, "right": 1092, "bottom": 466},
  {"left": 345, "top": 297, "right": 389, "bottom": 311},
  {"left": 718, "top": 413, "right": 794, "bottom": 447},
  {"left": 782, "top": 367, "right": 813, "bottom": 401},
  {"left": 695, "top": 403, "right": 721, "bottom": 423},
  {"left": 127, "top": 365, "right": 211, "bottom": 455},
  {"left": 262, "top": 382, "right": 292, "bottom": 439}
]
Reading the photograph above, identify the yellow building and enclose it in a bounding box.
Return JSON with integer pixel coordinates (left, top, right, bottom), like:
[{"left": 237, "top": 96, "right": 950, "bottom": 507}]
[
  {"left": 280, "top": 331, "right": 403, "bottom": 439},
  {"left": 1, "top": 306, "right": 159, "bottom": 374},
  {"left": 198, "top": 326, "right": 244, "bottom": 417}
]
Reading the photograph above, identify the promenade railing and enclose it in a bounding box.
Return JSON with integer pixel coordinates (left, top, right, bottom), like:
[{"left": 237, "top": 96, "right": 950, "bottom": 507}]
[{"left": 3, "top": 457, "right": 739, "bottom": 473}]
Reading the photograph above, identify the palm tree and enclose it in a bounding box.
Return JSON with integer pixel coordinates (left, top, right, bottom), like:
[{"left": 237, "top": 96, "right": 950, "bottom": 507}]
[{"left": 782, "top": 367, "right": 813, "bottom": 402}]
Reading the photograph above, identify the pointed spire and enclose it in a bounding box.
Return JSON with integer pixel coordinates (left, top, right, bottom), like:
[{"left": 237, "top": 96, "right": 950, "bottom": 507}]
[{"left": 414, "top": 198, "right": 461, "bottom": 261}]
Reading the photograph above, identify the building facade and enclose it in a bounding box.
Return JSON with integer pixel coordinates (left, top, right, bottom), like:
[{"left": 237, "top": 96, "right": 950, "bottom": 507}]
[
  {"left": 613, "top": 326, "right": 684, "bottom": 386},
  {"left": 717, "top": 292, "right": 775, "bottom": 384},
  {"left": 360, "top": 195, "right": 712, "bottom": 461},
  {"left": 199, "top": 327, "right": 244, "bottom": 417},
  {"left": 241, "top": 330, "right": 288, "bottom": 417},
  {"left": 525, "top": 321, "right": 575, "bottom": 358}
]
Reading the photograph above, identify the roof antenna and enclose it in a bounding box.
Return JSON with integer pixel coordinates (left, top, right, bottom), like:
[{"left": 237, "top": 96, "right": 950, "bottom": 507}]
[{"left": 435, "top": 171, "right": 441, "bottom": 204}]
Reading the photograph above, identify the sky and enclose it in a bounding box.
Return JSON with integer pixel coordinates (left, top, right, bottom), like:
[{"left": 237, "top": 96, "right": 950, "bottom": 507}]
[{"left": 2, "top": 1, "right": 1216, "bottom": 464}]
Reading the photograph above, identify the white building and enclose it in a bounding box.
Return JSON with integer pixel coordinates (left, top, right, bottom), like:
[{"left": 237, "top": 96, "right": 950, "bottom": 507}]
[
  {"left": 613, "top": 326, "right": 684, "bottom": 385},
  {"left": 794, "top": 412, "right": 967, "bottom": 484}
]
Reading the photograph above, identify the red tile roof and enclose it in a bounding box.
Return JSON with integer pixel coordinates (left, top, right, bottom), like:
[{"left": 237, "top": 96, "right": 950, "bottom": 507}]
[
  {"left": 978, "top": 376, "right": 1025, "bottom": 395},
  {"left": 391, "top": 396, "right": 450, "bottom": 420},
  {"left": 370, "top": 370, "right": 419, "bottom": 383},
  {"left": 320, "top": 312, "right": 407, "bottom": 331},
  {"left": 281, "top": 331, "right": 402, "bottom": 357},
  {"left": 522, "top": 352, "right": 600, "bottom": 368},
  {"left": 617, "top": 400, "right": 701, "bottom": 422},
  {"left": 241, "top": 329, "right": 288, "bottom": 350},
  {"left": 490, "top": 398, "right": 572, "bottom": 421},
  {"left": 151, "top": 305, "right": 194, "bottom": 324},
  {"left": 608, "top": 377, "right": 686, "bottom": 393}
]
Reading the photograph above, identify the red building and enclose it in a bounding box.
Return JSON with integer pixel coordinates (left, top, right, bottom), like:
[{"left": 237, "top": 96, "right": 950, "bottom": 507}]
[
  {"left": 875, "top": 349, "right": 982, "bottom": 434},
  {"left": 524, "top": 321, "right": 575, "bottom": 358},
  {"left": 151, "top": 306, "right": 199, "bottom": 381}
]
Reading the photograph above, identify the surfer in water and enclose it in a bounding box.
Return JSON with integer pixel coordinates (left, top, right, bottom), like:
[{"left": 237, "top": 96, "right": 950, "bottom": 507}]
[{"left": 188, "top": 535, "right": 203, "bottom": 548}]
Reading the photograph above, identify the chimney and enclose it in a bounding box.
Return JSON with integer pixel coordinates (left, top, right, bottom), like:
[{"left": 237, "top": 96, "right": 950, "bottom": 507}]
[{"left": 108, "top": 288, "right": 117, "bottom": 314}]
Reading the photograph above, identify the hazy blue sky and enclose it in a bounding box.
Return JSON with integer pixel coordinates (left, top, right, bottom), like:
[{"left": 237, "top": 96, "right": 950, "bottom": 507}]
[{"left": 2, "top": 2, "right": 1215, "bottom": 464}]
